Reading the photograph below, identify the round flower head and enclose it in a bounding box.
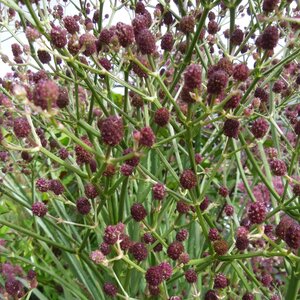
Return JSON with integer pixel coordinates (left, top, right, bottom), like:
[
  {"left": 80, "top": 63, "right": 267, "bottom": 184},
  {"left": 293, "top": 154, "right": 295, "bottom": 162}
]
[
  {"left": 76, "top": 197, "right": 91, "bottom": 215},
  {"left": 236, "top": 235, "right": 249, "bottom": 251},
  {"left": 63, "top": 16, "right": 79, "bottom": 34},
  {"left": 248, "top": 201, "right": 267, "bottom": 224},
  {"left": 185, "top": 269, "right": 198, "bottom": 283},
  {"left": 263, "top": 0, "right": 279, "bottom": 12},
  {"left": 214, "top": 273, "right": 229, "bottom": 289},
  {"left": 123, "top": 148, "right": 140, "bottom": 167},
  {"left": 176, "top": 200, "right": 190, "bottom": 214},
  {"left": 103, "top": 282, "right": 118, "bottom": 297},
  {"left": 256, "top": 25, "right": 279, "bottom": 50},
  {"left": 36, "top": 178, "right": 50, "bottom": 192},
  {"left": 179, "top": 15, "right": 195, "bottom": 34},
  {"left": 251, "top": 118, "right": 269, "bottom": 138},
  {"left": 224, "top": 204, "right": 234, "bottom": 216},
  {"left": 233, "top": 64, "right": 249, "bottom": 81},
  {"left": 184, "top": 64, "right": 202, "bottom": 89},
  {"left": 208, "top": 20, "right": 219, "bottom": 34},
  {"left": 139, "top": 127, "right": 156, "bottom": 147},
  {"left": 176, "top": 229, "right": 188, "bottom": 242},
  {"left": 130, "top": 242, "right": 148, "bottom": 261},
  {"left": 79, "top": 33, "right": 97, "bottom": 56},
  {"left": 255, "top": 87, "right": 269, "bottom": 103},
  {"left": 116, "top": 22, "right": 135, "bottom": 47},
  {"left": 261, "top": 274, "right": 273, "bottom": 287},
  {"left": 37, "top": 50, "right": 51, "bottom": 64},
  {"left": 242, "top": 293, "right": 254, "bottom": 300},
  {"left": 159, "top": 262, "right": 173, "bottom": 280},
  {"left": 180, "top": 169, "right": 197, "bottom": 189},
  {"left": 152, "top": 183, "right": 166, "bottom": 200},
  {"left": 33, "top": 79, "right": 59, "bottom": 109},
  {"left": 120, "top": 164, "right": 135, "bottom": 176},
  {"left": 207, "top": 70, "right": 228, "bottom": 94},
  {"left": 84, "top": 183, "right": 98, "bottom": 199},
  {"left": 5, "top": 278, "right": 22, "bottom": 296},
  {"left": 230, "top": 28, "right": 244, "bottom": 45},
  {"left": 75, "top": 136, "right": 94, "bottom": 165},
  {"left": 223, "top": 119, "right": 240, "bottom": 138},
  {"left": 56, "top": 86, "right": 69, "bottom": 108},
  {"left": 98, "top": 116, "right": 124, "bottom": 146},
  {"left": 136, "top": 29, "right": 156, "bottom": 54},
  {"left": 213, "top": 240, "right": 228, "bottom": 255},
  {"left": 145, "top": 266, "right": 164, "bottom": 286},
  {"left": 167, "top": 241, "right": 184, "bottom": 260},
  {"left": 154, "top": 108, "right": 170, "bottom": 127},
  {"left": 269, "top": 159, "right": 287, "bottom": 176},
  {"left": 32, "top": 202, "right": 48, "bottom": 217},
  {"left": 285, "top": 223, "right": 300, "bottom": 249},
  {"left": 204, "top": 290, "right": 218, "bottom": 300},
  {"left": 50, "top": 26, "right": 67, "bottom": 48},
  {"left": 208, "top": 228, "right": 220, "bottom": 241},
  {"left": 161, "top": 32, "right": 174, "bottom": 51},
  {"left": 49, "top": 179, "right": 64, "bottom": 195},
  {"left": 130, "top": 203, "right": 147, "bottom": 221},
  {"left": 13, "top": 117, "right": 31, "bottom": 138}
]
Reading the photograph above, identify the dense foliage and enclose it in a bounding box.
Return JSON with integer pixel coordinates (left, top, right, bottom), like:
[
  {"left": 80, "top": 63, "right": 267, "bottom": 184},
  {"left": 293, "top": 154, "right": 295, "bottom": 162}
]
[{"left": 0, "top": 0, "right": 300, "bottom": 299}]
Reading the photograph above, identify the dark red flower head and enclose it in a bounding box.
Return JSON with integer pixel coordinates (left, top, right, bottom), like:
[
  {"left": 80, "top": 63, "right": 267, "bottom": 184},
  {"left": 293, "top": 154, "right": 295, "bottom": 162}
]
[{"left": 98, "top": 116, "right": 124, "bottom": 146}]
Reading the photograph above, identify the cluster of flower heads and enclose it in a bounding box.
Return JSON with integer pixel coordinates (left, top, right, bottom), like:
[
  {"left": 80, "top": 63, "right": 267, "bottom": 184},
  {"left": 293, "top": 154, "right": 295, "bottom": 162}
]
[
  {"left": 0, "top": 262, "right": 37, "bottom": 298},
  {"left": 1, "top": 0, "right": 300, "bottom": 299}
]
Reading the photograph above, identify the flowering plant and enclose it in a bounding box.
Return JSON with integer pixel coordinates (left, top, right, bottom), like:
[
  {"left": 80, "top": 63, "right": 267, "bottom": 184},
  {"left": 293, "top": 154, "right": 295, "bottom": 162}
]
[{"left": 0, "top": 0, "right": 299, "bottom": 299}]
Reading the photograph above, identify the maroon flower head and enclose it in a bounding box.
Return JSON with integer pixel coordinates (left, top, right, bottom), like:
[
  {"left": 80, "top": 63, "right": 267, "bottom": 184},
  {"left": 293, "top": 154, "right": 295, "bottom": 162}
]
[
  {"left": 176, "top": 200, "right": 190, "bottom": 214},
  {"left": 120, "top": 164, "right": 135, "bottom": 176},
  {"left": 204, "top": 290, "right": 218, "bottom": 300},
  {"left": 269, "top": 159, "right": 287, "bottom": 176},
  {"left": 153, "top": 183, "right": 166, "bottom": 200},
  {"left": 251, "top": 118, "right": 269, "bottom": 139},
  {"left": 294, "top": 120, "right": 300, "bottom": 136},
  {"left": 217, "top": 57, "right": 233, "bottom": 76},
  {"left": 233, "top": 64, "right": 249, "bottom": 81},
  {"left": 254, "top": 87, "right": 269, "bottom": 103},
  {"left": 214, "top": 273, "right": 229, "bottom": 289},
  {"left": 84, "top": 183, "right": 98, "bottom": 199},
  {"left": 256, "top": 25, "right": 279, "bottom": 50},
  {"left": 116, "top": 22, "right": 135, "bottom": 47},
  {"left": 184, "top": 64, "right": 202, "bottom": 90},
  {"left": 219, "top": 186, "right": 229, "bottom": 197},
  {"left": 33, "top": 79, "right": 59, "bottom": 109},
  {"left": 167, "top": 241, "right": 184, "bottom": 260},
  {"left": 37, "top": 50, "right": 51, "bottom": 64},
  {"left": 148, "top": 285, "right": 160, "bottom": 296},
  {"left": 32, "top": 202, "right": 48, "bottom": 217},
  {"left": 5, "top": 278, "right": 22, "bottom": 296},
  {"left": 285, "top": 223, "right": 300, "bottom": 249},
  {"left": 176, "top": 229, "right": 188, "bottom": 242},
  {"left": 159, "top": 262, "right": 173, "bottom": 280},
  {"left": 76, "top": 197, "right": 91, "bottom": 215},
  {"left": 263, "top": 0, "right": 279, "bottom": 12},
  {"left": 293, "top": 184, "right": 300, "bottom": 196},
  {"left": 180, "top": 169, "right": 197, "bottom": 189},
  {"left": 223, "top": 119, "right": 240, "bottom": 138},
  {"left": 136, "top": 29, "right": 156, "bottom": 54},
  {"left": 248, "top": 201, "right": 267, "bottom": 224},
  {"left": 132, "top": 14, "right": 148, "bottom": 36},
  {"left": 49, "top": 179, "right": 64, "bottom": 195},
  {"left": 185, "top": 269, "right": 198, "bottom": 283},
  {"left": 79, "top": 33, "right": 97, "bottom": 56},
  {"left": 236, "top": 235, "right": 249, "bottom": 251},
  {"left": 103, "top": 223, "right": 125, "bottom": 245},
  {"left": 143, "top": 233, "right": 155, "bottom": 244},
  {"left": 207, "top": 70, "right": 228, "bottom": 94},
  {"left": 36, "top": 178, "right": 50, "bottom": 192},
  {"left": 145, "top": 266, "right": 164, "bottom": 286},
  {"left": 179, "top": 15, "right": 195, "bottom": 34},
  {"left": 131, "top": 203, "right": 147, "bottom": 221},
  {"left": 224, "top": 204, "right": 234, "bottom": 216},
  {"left": 99, "top": 58, "right": 111, "bottom": 71},
  {"left": 103, "top": 282, "right": 118, "bottom": 297},
  {"left": 242, "top": 293, "right": 254, "bottom": 300},
  {"left": 179, "top": 252, "right": 190, "bottom": 264},
  {"left": 224, "top": 92, "right": 242, "bottom": 110},
  {"left": 98, "top": 116, "right": 124, "bottom": 146},
  {"left": 208, "top": 20, "right": 219, "bottom": 34},
  {"left": 75, "top": 136, "right": 94, "bottom": 165},
  {"left": 209, "top": 228, "right": 220, "bottom": 241},
  {"left": 57, "top": 86, "right": 69, "bottom": 108},
  {"left": 230, "top": 28, "right": 244, "bottom": 45},
  {"left": 213, "top": 240, "right": 228, "bottom": 255},
  {"left": 261, "top": 274, "right": 273, "bottom": 287},
  {"left": 99, "top": 242, "right": 111, "bottom": 255},
  {"left": 139, "top": 127, "right": 156, "bottom": 147},
  {"left": 50, "top": 26, "right": 67, "bottom": 48},
  {"left": 13, "top": 117, "right": 31, "bottom": 138},
  {"left": 130, "top": 242, "right": 148, "bottom": 261},
  {"left": 63, "top": 16, "right": 79, "bottom": 34},
  {"left": 200, "top": 196, "right": 210, "bottom": 211},
  {"left": 154, "top": 108, "right": 170, "bottom": 127},
  {"left": 161, "top": 32, "right": 174, "bottom": 51}
]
